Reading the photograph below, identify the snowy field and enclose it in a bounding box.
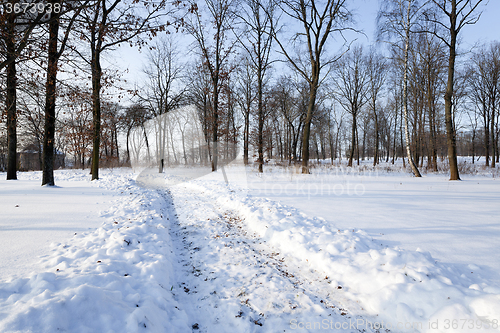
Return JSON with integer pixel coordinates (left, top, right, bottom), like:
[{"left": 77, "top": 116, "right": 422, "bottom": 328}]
[
  {"left": 244, "top": 161, "right": 500, "bottom": 279},
  {"left": 0, "top": 171, "right": 117, "bottom": 282},
  {"left": 0, "top": 162, "right": 499, "bottom": 333}
]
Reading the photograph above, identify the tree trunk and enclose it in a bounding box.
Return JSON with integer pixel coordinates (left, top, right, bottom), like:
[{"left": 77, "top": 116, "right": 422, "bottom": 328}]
[
  {"left": 212, "top": 84, "right": 219, "bottom": 172},
  {"left": 373, "top": 107, "right": 379, "bottom": 167},
  {"left": 496, "top": 119, "right": 499, "bottom": 163},
  {"left": 491, "top": 99, "right": 496, "bottom": 168},
  {"left": 6, "top": 12, "right": 17, "bottom": 180},
  {"left": 482, "top": 104, "right": 490, "bottom": 166},
  {"left": 169, "top": 123, "right": 177, "bottom": 164},
  {"left": 157, "top": 117, "right": 165, "bottom": 173},
  {"left": 126, "top": 126, "right": 131, "bottom": 164},
  {"left": 115, "top": 126, "right": 119, "bottom": 163},
  {"left": 400, "top": 105, "right": 405, "bottom": 168},
  {"left": 348, "top": 112, "right": 356, "bottom": 167},
  {"left": 444, "top": 27, "right": 460, "bottom": 180},
  {"left": 428, "top": 96, "right": 438, "bottom": 172},
  {"left": 362, "top": 124, "right": 366, "bottom": 161},
  {"left": 91, "top": 52, "right": 102, "bottom": 180},
  {"left": 243, "top": 107, "right": 249, "bottom": 165},
  {"left": 403, "top": 22, "right": 421, "bottom": 177},
  {"left": 42, "top": 6, "right": 60, "bottom": 186},
  {"left": 472, "top": 129, "right": 476, "bottom": 164},
  {"left": 356, "top": 123, "right": 360, "bottom": 165},
  {"left": 301, "top": 77, "right": 318, "bottom": 174},
  {"left": 257, "top": 66, "right": 264, "bottom": 173},
  {"left": 392, "top": 103, "right": 397, "bottom": 164}
]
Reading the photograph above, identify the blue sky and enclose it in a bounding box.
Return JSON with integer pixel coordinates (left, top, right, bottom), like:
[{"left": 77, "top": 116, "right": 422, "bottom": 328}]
[
  {"left": 355, "top": 0, "right": 498, "bottom": 48},
  {"left": 111, "top": 0, "right": 499, "bottom": 94}
]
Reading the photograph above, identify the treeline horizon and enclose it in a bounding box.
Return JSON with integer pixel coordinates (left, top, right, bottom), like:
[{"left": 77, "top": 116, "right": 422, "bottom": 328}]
[{"left": 0, "top": 0, "right": 497, "bottom": 185}]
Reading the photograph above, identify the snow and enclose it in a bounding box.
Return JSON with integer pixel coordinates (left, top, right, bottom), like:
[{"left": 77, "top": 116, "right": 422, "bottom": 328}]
[
  {"left": 0, "top": 169, "right": 190, "bottom": 332},
  {"left": 0, "top": 171, "right": 116, "bottom": 281},
  {"left": 0, "top": 163, "right": 499, "bottom": 332},
  {"left": 243, "top": 163, "right": 500, "bottom": 278}
]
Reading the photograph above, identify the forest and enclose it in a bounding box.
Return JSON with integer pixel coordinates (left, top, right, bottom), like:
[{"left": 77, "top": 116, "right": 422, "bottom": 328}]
[{"left": 0, "top": 0, "right": 497, "bottom": 185}]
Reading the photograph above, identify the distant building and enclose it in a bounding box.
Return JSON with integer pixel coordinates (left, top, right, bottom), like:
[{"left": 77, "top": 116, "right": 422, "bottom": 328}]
[{"left": 18, "top": 144, "right": 65, "bottom": 171}]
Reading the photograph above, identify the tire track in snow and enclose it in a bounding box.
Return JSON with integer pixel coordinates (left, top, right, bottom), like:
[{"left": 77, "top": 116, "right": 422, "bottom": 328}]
[{"left": 163, "top": 185, "right": 381, "bottom": 333}]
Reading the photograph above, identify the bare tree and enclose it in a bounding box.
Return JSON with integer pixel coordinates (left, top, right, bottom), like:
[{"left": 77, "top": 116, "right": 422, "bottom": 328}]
[
  {"left": 60, "top": 86, "right": 93, "bottom": 169},
  {"left": 332, "top": 45, "right": 369, "bottom": 167},
  {"left": 235, "top": 56, "right": 256, "bottom": 165},
  {"left": 466, "top": 104, "right": 480, "bottom": 164},
  {"left": 485, "top": 42, "right": 499, "bottom": 168},
  {"left": 271, "top": 0, "right": 350, "bottom": 173},
  {"left": 184, "top": 0, "right": 238, "bottom": 171},
  {"left": 100, "top": 101, "right": 121, "bottom": 166},
  {"left": 237, "top": 0, "right": 275, "bottom": 172},
  {"left": 415, "top": 30, "right": 446, "bottom": 171},
  {"left": 119, "top": 104, "right": 150, "bottom": 165},
  {"left": 185, "top": 57, "right": 212, "bottom": 165},
  {"left": 468, "top": 42, "right": 500, "bottom": 167},
  {"left": 378, "top": 0, "right": 425, "bottom": 177},
  {"left": 268, "top": 75, "right": 304, "bottom": 163},
  {"left": 366, "top": 47, "right": 387, "bottom": 166},
  {"left": 424, "top": 0, "right": 487, "bottom": 180},
  {"left": 1, "top": 1, "right": 84, "bottom": 180},
  {"left": 2, "top": 6, "right": 28, "bottom": 179},
  {"left": 17, "top": 66, "right": 47, "bottom": 169},
  {"left": 139, "top": 36, "right": 186, "bottom": 172},
  {"left": 0, "top": 1, "right": 48, "bottom": 71},
  {"left": 74, "top": 0, "right": 173, "bottom": 180},
  {"left": 43, "top": 0, "right": 90, "bottom": 186},
  {"left": 328, "top": 103, "right": 345, "bottom": 164}
]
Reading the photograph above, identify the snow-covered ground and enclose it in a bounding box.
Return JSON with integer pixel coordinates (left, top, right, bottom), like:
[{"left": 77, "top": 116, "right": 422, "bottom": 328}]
[
  {"left": 0, "top": 163, "right": 499, "bottom": 333},
  {"left": 243, "top": 161, "right": 500, "bottom": 279},
  {"left": 0, "top": 171, "right": 117, "bottom": 281}
]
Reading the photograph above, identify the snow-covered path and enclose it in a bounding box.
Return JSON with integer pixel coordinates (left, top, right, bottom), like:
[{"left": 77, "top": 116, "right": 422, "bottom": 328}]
[
  {"left": 0, "top": 170, "right": 191, "bottom": 333},
  {"left": 167, "top": 184, "right": 374, "bottom": 332},
  {"left": 167, "top": 171, "right": 500, "bottom": 333},
  {"left": 1, "top": 168, "right": 500, "bottom": 333}
]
